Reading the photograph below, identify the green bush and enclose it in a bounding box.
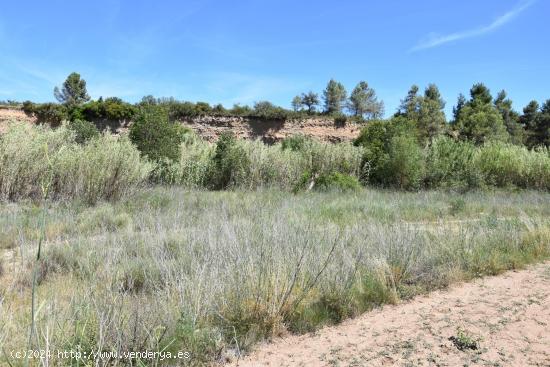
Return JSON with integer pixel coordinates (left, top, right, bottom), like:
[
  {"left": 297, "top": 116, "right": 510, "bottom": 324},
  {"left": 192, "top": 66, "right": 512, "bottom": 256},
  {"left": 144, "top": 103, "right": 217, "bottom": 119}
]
[
  {"left": 129, "top": 107, "right": 189, "bottom": 162},
  {"left": 383, "top": 134, "right": 425, "bottom": 190},
  {"left": 474, "top": 142, "right": 550, "bottom": 189},
  {"left": 425, "top": 136, "right": 480, "bottom": 190},
  {"left": 22, "top": 101, "right": 67, "bottom": 126},
  {"left": 208, "top": 132, "right": 250, "bottom": 189},
  {"left": 251, "top": 101, "right": 290, "bottom": 119},
  {"left": 67, "top": 119, "right": 99, "bottom": 144},
  {"left": 78, "top": 97, "right": 136, "bottom": 121},
  {"left": 355, "top": 118, "right": 422, "bottom": 189},
  {"left": 333, "top": 114, "right": 348, "bottom": 126},
  {"left": 281, "top": 134, "right": 309, "bottom": 151},
  {"left": 294, "top": 171, "right": 361, "bottom": 193}
]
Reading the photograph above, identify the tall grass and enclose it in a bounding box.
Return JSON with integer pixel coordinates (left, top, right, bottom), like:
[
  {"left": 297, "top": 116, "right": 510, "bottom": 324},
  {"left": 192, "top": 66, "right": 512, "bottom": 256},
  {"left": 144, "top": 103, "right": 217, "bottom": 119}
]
[
  {"left": 1, "top": 188, "right": 548, "bottom": 365},
  {"left": 0, "top": 123, "right": 152, "bottom": 203},
  {"left": 165, "top": 135, "right": 366, "bottom": 190}
]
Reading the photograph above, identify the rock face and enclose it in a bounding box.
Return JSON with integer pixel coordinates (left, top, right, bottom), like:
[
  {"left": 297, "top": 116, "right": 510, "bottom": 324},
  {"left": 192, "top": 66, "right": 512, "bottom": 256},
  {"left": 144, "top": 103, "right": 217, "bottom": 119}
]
[
  {"left": 0, "top": 107, "right": 361, "bottom": 143},
  {"left": 178, "top": 116, "right": 361, "bottom": 143},
  {"left": 0, "top": 107, "right": 36, "bottom": 132}
]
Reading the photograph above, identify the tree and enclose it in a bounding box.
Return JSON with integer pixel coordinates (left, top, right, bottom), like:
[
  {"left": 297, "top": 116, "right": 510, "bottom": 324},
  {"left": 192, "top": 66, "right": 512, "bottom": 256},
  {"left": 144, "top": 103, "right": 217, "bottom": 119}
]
[
  {"left": 455, "top": 84, "right": 509, "bottom": 144},
  {"left": 538, "top": 100, "right": 550, "bottom": 147},
  {"left": 301, "top": 91, "right": 320, "bottom": 114},
  {"left": 348, "top": 81, "right": 384, "bottom": 119},
  {"left": 54, "top": 72, "right": 90, "bottom": 106},
  {"left": 397, "top": 85, "right": 420, "bottom": 118},
  {"left": 323, "top": 79, "right": 347, "bottom": 114},
  {"left": 417, "top": 84, "right": 446, "bottom": 142},
  {"left": 291, "top": 95, "right": 303, "bottom": 112},
  {"left": 452, "top": 93, "right": 466, "bottom": 124},
  {"left": 521, "top": 100, "right": 550, "bottom": 148},
  {"left": 469, "top": 83, "right": 492, "bottom": 105},
  {"left": 494, "top": 90, "right": 524, "bottom": 145},
  {"left": 129, "top": 106, "right": 188, "bottom": 162}
]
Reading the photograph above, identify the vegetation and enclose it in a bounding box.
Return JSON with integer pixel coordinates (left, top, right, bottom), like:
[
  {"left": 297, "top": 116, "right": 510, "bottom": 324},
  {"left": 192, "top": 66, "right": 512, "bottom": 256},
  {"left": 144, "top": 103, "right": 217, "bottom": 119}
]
[
  {"left": 53, "top": 72, "right": 91, "bottom": 107},
  {"left": 0, "top": 123, "right": 151, "bottom": 203},
  {"left": 1, "top": 72, "right": 550, "bottom": 366},
  {"left": 129, "top": 107, "right": 189, "bottom": 162},
  {"left": 0, "top": 188, "right": 548, "bottom": 365}
]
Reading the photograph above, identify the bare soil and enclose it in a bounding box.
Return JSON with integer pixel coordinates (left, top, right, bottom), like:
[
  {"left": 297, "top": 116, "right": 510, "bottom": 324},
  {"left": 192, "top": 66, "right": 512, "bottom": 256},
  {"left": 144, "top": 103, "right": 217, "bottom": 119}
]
[{"left": 230, "top": 262, "right": 550, "bottom": 367}]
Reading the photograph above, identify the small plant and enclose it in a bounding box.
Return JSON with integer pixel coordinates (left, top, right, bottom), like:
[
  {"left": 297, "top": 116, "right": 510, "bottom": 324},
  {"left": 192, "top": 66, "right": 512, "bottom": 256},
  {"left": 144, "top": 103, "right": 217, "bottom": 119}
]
[
  {"left": 333, "top": 114, "right": 347, "bottom": 127},
  {"left": 449, "top": 327, "right": 480, "bottom": 351}
]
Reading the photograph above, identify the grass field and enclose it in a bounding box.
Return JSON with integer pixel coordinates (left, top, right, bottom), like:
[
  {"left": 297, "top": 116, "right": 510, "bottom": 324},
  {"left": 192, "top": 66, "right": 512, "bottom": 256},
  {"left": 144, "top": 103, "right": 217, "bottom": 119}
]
[{"left": 1, "top": 188, "right": 549, "bottom": 366}]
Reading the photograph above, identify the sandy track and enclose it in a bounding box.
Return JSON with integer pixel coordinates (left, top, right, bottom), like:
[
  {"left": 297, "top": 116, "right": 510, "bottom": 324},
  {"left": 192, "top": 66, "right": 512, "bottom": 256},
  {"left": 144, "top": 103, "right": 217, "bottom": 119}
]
[{"left": 231, "top": 262, "right": 550, "bottom": 367}]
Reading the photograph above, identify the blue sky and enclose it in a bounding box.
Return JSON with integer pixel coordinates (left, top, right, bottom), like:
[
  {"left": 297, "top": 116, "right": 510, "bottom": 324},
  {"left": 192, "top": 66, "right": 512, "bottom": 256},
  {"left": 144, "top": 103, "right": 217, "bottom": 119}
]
[{"left": 0, "top": 0, "right": 548, "bottom": 117}]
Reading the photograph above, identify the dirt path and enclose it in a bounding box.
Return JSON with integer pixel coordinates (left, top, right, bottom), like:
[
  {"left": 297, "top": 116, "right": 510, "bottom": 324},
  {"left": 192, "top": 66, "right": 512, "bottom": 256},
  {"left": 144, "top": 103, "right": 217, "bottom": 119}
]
[{"left": 231, "top": 262, "right": 550, "bottom": 367}]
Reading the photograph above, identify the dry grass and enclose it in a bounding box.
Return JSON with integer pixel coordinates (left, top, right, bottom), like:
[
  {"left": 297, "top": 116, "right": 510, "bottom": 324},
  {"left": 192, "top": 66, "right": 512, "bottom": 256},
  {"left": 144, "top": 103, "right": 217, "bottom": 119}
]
[{"left": 0, "top": 188, "right": 548, "bottom": 366}]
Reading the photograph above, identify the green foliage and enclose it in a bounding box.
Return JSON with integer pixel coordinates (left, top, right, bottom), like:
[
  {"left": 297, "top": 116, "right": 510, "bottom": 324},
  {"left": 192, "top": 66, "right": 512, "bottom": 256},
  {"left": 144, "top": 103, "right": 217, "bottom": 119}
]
[
  {"left": 208, "top": 132, "right": 250, "bottom": 189},
  {"left": 521, "top": 99, "right": 550, "bottom": 148},
  {"left": 383, "top": 134, "right": 425, "bottom": 190},
  {"left": 291, "top": 95, "right": 303, "bottom": 112},
  {"left": 251, "top": 101, "right": 290, "bottom": 119},
  {"left": 53, "top": 72, "right": 90, "bottom": 106},
  {"left": 301, "top": 91, "right": 320, "bottom": 114},
  {"left": 333, "top": 113, "right": 348, "bottom": 126},
  {"left": 22, "top": 101, "right": 68, "bottom": 126},
  {"left": 473, "top": 142, "right": 550, "bottom": 190},
  {"left": 314, "top": 172, "right": 361, "bottom": 192},
  {"left": 78, "top": 97, "right": 136, "bottom": 121},
  {"left": 425, "top": 136, "right": 480, "bottom": 190},
  {"left": 354, "top": 117, "right": 420, "bottom": 188},
  {"left": 230, "top": 103, "right": 253, "bottom": 116},
  {"left": 67, "top": 119, "right": 99, "bottom": 144},
  {"left": 348, "top": 81, "right": 384, "bottom": 119},
  {"left": 417, "top": 84, "right": 446, "bottom": 142},
  {"left": 323, "top": 79, "right": 347, "bottom": 114},
  {"left": 455, "top": 83, "right": 509, "bottom": 144},
  {"left": 494, "top": 90, "right": 524, "bottom": 145},
  {"left": 281, "top": 134, "right": 309, "bottom": 151},
  {"left": 129, "top": 107, "right": 189, "bottom": 162}
]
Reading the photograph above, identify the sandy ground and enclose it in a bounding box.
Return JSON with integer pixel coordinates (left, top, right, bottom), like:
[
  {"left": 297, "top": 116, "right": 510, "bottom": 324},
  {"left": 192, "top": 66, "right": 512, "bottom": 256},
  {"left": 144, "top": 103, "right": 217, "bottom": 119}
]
[{"left": 231, "top": 262, "right": 550, "bottom": 367}]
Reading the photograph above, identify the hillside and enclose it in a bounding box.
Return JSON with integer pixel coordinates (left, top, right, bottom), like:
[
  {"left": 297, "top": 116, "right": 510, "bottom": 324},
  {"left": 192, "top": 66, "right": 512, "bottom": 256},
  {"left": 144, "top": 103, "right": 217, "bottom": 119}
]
[{"left": 0, "top": 107, "right": 360, "bottom": 143}]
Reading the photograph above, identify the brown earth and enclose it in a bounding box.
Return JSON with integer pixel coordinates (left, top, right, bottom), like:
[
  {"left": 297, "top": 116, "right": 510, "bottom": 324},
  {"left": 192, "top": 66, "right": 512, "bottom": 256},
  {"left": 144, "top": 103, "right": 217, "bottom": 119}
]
[
  {"left": 229, "top": 262, "right": 550, "bottom": 367},
  {"left": 0, "top": 107, "right": 36, "bottom": 132},
  {"left": 0, "top": 107, "right": 360, "bottom": 143},
  {"left": 178, "top": 115, "right": 360, "bottom": 143}
]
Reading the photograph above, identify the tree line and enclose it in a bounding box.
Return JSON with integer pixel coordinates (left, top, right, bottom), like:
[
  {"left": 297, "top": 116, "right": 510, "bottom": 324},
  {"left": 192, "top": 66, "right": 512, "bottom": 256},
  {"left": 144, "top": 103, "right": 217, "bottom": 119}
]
[{"left": 15, "top": 72, "right": 550, "bottom": 149}]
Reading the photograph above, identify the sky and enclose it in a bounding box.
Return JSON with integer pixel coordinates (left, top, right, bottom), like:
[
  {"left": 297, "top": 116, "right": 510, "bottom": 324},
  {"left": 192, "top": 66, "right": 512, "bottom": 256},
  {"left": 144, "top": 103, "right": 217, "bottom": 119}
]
[{"left": 0, "top": 0, "right": 548, "bottom": 117}]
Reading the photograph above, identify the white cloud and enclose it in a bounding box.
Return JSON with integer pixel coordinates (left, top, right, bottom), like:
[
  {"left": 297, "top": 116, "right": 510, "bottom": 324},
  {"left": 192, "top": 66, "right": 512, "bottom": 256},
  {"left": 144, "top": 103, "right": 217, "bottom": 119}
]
[{"left": 411, "top": 0, "right": 535, "bottom": 52}]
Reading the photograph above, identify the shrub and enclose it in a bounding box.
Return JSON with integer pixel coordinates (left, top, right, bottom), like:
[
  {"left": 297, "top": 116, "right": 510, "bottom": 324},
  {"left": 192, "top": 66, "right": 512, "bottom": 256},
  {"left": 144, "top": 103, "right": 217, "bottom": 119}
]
[
  {"left": 355, "top": 118, "right": 423, "bottom": 189},
  {"left": 0, "top": 123, "right": 152, "bottom": 203},
  {"left": 474, "top": 142, "right": 550, "bottom": 189},
  {"left": 425, "top": 136, "right": 480, "bottom": 190},
  {"left": 333, "top": 114, "right": 347, "bottom": 127},
  {"left": 229, "top": 104, "right": 253, "bottom": 116},
  {"left": 281, "top": 135, "right": 309, "bottom": 151},
  {"left": 22, "top": 102, "right": 67, "bottom": 126},
  {"left": 129, "top": 107, "right": 189, "bottom": 162},
  {"left": 382, "top": 135, "right": 425, "bottom": 190},
  {"left": 293, "top": 170, "right": 365, "bottom": 193},
  {"left": 208, "top": 132, "right": 250, "bottom": 189},
  {"left": 67, "top": 119, "right": 99, "bottom": 144},
  {"left": 251, "top": 101, "right": 290, "bottom": 120}
]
